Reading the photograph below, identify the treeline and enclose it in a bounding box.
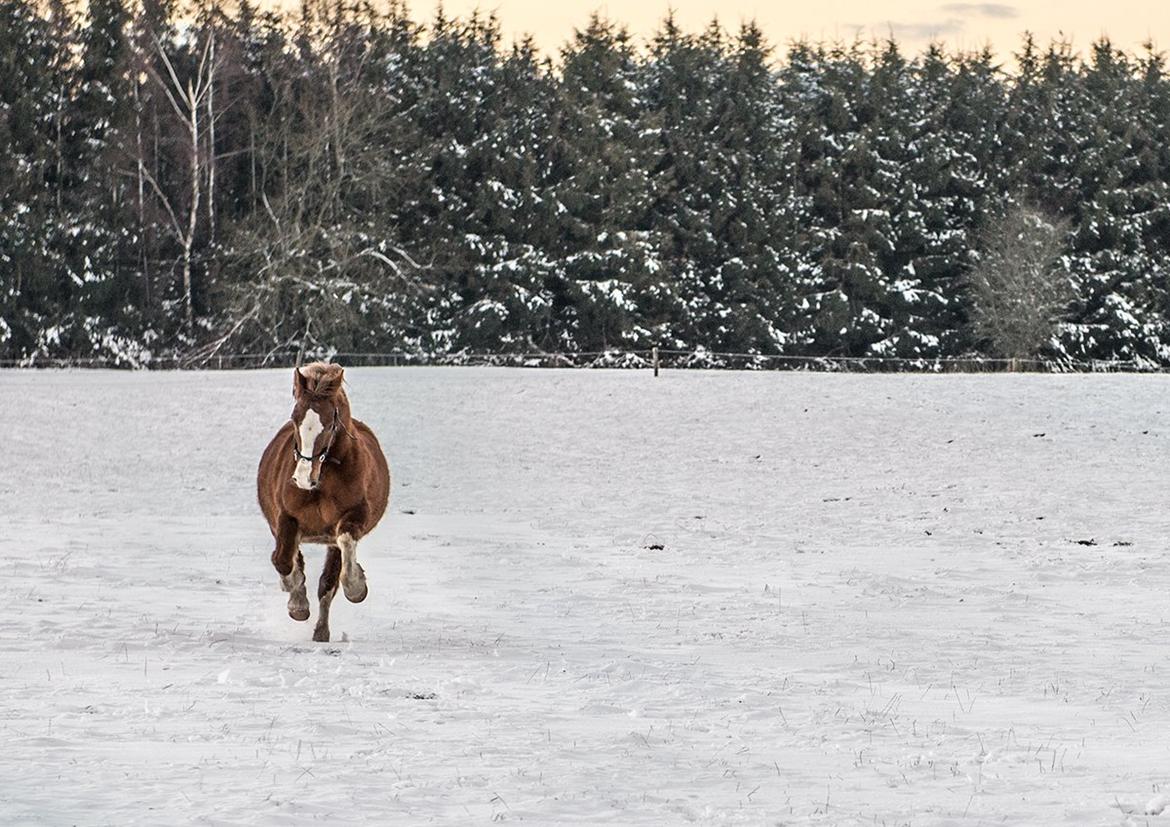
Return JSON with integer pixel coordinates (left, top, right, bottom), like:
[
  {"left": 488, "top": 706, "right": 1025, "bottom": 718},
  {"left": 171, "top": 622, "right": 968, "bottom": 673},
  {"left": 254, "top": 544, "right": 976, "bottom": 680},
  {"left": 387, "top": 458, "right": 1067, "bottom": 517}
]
[{"left": 2, "top": 0, "right": 1169, "bottom": 366}]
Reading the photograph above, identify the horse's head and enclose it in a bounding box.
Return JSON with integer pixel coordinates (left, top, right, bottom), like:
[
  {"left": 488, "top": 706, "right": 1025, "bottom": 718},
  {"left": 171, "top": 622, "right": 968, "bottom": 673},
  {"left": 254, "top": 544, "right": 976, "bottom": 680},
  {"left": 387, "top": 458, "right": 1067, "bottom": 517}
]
[{"left": 290, "top": 363, "right": 346, "bottom": 490}]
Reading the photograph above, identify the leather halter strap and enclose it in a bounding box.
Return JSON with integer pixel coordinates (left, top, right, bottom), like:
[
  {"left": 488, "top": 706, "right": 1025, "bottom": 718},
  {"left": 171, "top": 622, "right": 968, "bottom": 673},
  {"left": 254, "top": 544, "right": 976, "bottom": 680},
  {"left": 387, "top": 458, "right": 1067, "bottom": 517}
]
[{"left": 292, "top": 406, "right": 342, "bottom": 466}]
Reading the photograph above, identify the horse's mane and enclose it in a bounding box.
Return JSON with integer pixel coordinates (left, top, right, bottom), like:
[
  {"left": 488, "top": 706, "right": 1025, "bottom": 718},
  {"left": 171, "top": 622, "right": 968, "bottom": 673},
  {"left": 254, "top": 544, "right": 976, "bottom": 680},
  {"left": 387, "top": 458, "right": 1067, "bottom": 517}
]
[{"left": 298, "top": 361, "right": 349, "bottom": 402}]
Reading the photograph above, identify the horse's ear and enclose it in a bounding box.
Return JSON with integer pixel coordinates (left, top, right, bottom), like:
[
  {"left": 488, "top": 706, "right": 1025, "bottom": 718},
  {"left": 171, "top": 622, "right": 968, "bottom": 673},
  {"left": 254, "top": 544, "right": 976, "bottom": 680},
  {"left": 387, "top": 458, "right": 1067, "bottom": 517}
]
[{"left": 293, "top": 367, "right": 308, "bottom": 398}]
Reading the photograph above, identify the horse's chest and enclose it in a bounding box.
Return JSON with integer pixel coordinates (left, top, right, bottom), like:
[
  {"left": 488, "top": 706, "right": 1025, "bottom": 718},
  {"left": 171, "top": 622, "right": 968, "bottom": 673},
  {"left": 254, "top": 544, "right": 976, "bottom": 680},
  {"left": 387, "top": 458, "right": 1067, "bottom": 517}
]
[{"left": 287, "top": 494, "right": 346, "bottom": 542}]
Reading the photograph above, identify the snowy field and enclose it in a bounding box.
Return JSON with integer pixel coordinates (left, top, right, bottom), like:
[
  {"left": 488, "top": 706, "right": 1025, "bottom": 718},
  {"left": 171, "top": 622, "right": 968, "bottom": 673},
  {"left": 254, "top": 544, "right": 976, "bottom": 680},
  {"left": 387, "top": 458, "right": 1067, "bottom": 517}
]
[{"left": 2, "top": 367, "right": 1169, "bottom": 826}]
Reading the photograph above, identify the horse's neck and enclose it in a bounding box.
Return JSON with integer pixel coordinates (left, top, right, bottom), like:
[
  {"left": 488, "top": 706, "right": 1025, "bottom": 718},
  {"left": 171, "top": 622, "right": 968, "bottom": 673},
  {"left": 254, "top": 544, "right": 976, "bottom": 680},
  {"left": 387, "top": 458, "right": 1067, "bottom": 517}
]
[{"left": 334, "top": 407, "right": 360, "bottom": 465}]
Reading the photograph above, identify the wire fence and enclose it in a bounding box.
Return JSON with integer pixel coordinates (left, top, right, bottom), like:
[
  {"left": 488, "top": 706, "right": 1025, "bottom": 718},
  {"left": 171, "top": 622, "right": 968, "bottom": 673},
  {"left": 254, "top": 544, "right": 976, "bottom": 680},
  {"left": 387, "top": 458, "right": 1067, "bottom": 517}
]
[{"left": 1, "top": 348, "right": 1164, "bottom": 373}]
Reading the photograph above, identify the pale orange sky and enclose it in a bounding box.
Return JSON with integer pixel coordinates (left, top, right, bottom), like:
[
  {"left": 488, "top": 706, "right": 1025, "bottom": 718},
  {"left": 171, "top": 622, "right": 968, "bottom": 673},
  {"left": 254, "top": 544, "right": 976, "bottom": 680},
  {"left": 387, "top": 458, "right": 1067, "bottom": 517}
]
[{"left": 422, "top": 0, "right": 1168, "bottom": 59}]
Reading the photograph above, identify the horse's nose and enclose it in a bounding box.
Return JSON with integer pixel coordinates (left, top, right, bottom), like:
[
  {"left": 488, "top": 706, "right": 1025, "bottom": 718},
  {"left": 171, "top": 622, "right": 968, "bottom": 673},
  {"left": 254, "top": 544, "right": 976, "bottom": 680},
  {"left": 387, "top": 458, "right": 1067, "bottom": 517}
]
[{"left": 290, "top": 474, "right": 319, "bottom": 491}]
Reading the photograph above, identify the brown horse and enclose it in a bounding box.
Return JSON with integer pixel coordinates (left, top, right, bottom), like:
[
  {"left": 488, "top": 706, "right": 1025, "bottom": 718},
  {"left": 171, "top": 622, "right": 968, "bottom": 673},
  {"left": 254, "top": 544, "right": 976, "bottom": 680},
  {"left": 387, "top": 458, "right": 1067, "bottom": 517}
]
[{"left": 257, "top": 363, "right": 391, "bottom": 642}]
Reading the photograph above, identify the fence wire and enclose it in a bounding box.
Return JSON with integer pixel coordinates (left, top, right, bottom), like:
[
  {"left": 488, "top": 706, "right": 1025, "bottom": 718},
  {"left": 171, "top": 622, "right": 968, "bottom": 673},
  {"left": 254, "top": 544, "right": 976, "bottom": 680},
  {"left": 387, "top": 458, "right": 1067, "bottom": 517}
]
[{"left": 1, "top": 349, "right": 1164, "bottom": 373}]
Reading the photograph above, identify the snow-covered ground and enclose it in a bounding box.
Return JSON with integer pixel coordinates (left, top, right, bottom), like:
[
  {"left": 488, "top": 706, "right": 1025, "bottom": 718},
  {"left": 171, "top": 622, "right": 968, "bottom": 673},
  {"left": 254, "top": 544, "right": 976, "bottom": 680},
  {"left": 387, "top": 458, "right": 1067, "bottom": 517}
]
[{"left": 2, "top": 367, "right": 1168, "bottom": 825}]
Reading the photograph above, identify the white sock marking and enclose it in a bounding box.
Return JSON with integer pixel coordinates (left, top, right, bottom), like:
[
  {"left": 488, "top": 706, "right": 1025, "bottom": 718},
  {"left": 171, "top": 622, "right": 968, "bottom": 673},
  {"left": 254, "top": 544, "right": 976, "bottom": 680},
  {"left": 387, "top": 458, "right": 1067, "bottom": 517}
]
[{"left": 338, "top": 532, "right": 357, "bottom": 580}]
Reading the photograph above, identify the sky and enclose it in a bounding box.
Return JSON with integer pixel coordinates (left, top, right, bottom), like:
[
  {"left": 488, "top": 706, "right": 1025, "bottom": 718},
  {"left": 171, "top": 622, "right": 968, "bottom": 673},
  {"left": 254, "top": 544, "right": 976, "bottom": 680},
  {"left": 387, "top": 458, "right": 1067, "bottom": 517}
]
[{"left": 424, "top": 0, "right": 1169, "bottom": 59}]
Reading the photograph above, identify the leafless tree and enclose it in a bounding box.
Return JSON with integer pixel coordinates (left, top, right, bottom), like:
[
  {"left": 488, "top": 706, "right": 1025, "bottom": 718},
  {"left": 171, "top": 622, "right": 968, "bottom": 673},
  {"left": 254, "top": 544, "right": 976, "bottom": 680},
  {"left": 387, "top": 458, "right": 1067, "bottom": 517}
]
[
  {"left": 966, "top": 204, "right": 1073, "bottom": 365},
  {"left": 187, "top": 0, "right": 426, "bottom": 365},
  {"left": 137, "top": 29, "right": 223, "bottom": 336}
]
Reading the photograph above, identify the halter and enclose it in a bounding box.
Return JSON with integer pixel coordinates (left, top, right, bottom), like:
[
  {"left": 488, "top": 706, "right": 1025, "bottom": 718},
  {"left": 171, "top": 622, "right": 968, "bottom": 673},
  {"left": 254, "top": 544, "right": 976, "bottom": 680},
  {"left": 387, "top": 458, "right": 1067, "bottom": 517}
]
[{"left": 292, "top": 406, "right": 342, "bottom": 466}]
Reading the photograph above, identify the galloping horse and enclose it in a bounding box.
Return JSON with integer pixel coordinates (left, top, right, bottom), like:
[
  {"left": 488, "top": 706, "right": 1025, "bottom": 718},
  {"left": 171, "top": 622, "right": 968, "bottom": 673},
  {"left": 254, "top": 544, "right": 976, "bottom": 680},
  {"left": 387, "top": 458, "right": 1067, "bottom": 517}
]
[{"left": 257, "top": 363, "right": 391, "bottom": 641}]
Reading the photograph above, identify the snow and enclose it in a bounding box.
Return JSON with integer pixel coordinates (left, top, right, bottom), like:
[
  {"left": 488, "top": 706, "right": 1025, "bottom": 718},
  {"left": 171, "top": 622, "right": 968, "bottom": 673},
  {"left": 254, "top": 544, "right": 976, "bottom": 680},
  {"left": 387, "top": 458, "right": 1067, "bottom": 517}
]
[{"left": 2, "top": 367, "right": 1169, "bottom": 824}]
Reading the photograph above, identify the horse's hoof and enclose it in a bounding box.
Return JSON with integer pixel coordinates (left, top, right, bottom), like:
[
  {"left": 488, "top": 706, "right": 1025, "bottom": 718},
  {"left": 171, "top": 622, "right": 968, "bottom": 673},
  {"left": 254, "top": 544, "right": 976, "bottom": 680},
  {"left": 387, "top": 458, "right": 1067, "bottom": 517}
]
[
  {"left": 312, "top": 626, "right": 330, "bottom": 642},
  {"left": 289, "top": 605, "right": 310, "bottom": 622},
  {"left": 343, "top": 565, "right": 368, "bottom": 603},
  {"left": 344, "top": 581, "right": 368, "bottom": 604}
]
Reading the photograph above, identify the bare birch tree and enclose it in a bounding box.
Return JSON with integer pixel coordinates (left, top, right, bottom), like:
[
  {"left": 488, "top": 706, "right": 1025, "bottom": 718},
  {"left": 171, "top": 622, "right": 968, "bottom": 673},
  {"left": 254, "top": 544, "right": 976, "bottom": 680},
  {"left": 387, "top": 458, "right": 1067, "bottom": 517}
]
[
  {"left": 189, "top": 0, "right": 426, "bottom": 365},
  {"left": 966, "top": 204, "right": 1073, "bottom": 364},
  {"left": 137, "top": 30, "right": 222, "bottom": 336}
]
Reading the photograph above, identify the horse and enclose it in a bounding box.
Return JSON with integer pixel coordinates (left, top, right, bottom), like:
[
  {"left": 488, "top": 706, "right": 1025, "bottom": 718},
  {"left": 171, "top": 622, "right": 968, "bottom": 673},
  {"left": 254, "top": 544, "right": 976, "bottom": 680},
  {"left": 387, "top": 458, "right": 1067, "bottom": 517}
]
[{"left": 257, "top": 362, "right": 391, "bottom": 642}]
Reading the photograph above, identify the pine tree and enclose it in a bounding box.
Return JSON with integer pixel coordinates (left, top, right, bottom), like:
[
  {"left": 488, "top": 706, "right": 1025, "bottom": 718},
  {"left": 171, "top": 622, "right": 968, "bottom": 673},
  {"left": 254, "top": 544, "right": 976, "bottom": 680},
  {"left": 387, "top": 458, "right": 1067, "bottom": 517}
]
[
  {"left": 0, "top": 0, "right": 65, "bottom": 360},
  {"left": 546, "top": 15, "right": 654, "bottom": 353},
  {"left": 782, "top": 41, "right": 901, "bottom": 357},
  {"left": 881, "top": 45, "right": 1004, "bottom": 358},
  {"left": 637, "top": 16, "right": 750, "bottom": 351},
  {"left": 704, "top": 22, "right": 798, "bottom": 354},
  {"left": 1057, "top": 40, "right": 1169, "bottom": 364},
  {"left": 58, "top": 0, "right": 147, "bottom": 362}
]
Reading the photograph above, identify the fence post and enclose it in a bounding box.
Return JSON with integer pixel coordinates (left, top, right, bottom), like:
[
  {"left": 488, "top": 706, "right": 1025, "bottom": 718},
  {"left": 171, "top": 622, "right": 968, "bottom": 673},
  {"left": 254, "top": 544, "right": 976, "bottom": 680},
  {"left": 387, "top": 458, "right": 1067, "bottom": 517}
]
[{"left": 652, "top": 346, "right": 659, "bottom": 377}]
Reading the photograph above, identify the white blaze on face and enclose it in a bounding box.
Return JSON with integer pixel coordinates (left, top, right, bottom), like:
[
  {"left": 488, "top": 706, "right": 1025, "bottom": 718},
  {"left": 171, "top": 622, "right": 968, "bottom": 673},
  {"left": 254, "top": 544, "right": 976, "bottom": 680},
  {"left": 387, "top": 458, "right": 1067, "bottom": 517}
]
[{"left": 292, "top": 407, "right": 324, "bottom": 489}]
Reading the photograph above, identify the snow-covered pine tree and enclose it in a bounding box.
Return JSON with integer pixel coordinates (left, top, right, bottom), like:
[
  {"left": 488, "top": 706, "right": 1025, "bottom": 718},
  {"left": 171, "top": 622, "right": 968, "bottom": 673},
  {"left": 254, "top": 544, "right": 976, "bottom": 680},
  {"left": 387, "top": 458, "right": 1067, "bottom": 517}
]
[
  {"left": 881, "top": 45, "right": 1004, "bottom": 358},
  {"left": 544, "top": 15, "right": 655, "bottom": 354},
  {"left": 1132, "top": 44, "right": 1170, "bottom": 363},
  {"left": 637, "top": 16, "right": 796, "bottom": 355},
  {"left": 704, "top": 22, "right": 799, "bottom": 356},
  {"left": 0, "top": 0, "right": 66, "bottom": 360},
  {"left": 632, "top": 14, "right": 723, "bottom": 351},
  {"left": 56, "top": 0, "right": 148, "bottom": 363},
  {"left": 782, "top": 41, "right": 901, "bottom": 357},
  {"left": 1056, "top": 40, "right": 1170, "bottom": 364},
  {"left": 408, "top": 15, "right": 560, "bottom": 354}
]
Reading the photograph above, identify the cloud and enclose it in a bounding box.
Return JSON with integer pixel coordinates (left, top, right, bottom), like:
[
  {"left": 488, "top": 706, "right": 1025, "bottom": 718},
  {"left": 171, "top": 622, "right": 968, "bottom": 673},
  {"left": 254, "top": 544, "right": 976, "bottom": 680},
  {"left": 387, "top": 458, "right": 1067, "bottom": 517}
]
[
  {"left": 845, "top": 3, "right": 1016, "bottom": 45},
  {"left": 940, "top": 3, "right": 1019, "bottom": 19},
  {"left": 849, "top": 18, "right": 966, "bottom": 40},
  {"left": 891, "top": 19, "right": 966, "bottom": 38}
]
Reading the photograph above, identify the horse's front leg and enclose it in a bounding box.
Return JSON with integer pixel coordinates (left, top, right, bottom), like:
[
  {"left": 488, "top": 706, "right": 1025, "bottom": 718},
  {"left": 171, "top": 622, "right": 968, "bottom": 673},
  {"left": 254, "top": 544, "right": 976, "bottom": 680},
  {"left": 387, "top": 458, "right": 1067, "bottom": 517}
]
[
  {"left": 271, "top": 513, "right": 310, "bottom": 621},
  {"left": 336, "top": 506, "right": 370, "bottom": 604},
  {"left": 313, "top": 546, "right": 342, "bottom": 642}
]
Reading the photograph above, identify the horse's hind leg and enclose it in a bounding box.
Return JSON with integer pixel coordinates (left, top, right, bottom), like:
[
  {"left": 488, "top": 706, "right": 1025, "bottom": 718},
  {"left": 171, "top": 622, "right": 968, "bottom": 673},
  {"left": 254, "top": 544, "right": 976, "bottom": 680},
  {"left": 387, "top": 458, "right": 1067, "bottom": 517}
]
[
  {"left": 313, "top": 546, "right": 342, "bottom": 642},
  {"left": 271, "top": 514, "right": 310, "bottom": 622}
]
